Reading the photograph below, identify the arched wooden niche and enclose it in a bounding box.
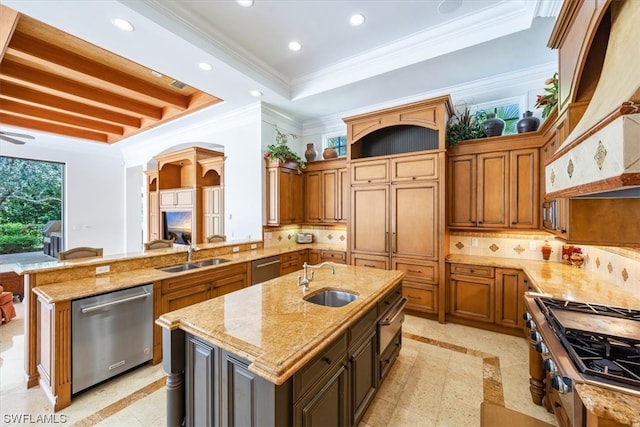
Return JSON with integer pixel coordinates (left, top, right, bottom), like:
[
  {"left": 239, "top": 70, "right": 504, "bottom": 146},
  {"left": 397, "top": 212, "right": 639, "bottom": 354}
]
[{"left": 344, "top": 95, "right": 453, "bottom": 161}]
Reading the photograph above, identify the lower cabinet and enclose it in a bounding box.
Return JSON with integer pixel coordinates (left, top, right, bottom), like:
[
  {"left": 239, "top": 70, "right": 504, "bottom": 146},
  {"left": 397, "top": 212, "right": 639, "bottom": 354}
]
[
  {"left": 447, "top": 263, "right": 527, "bottom": 333},
  {"left": 281, "top": 250, "right": 308, "bottom": 276},
  {"left": 393, "top": 258, "right": 438, "bottom": 314},
  {"left": 294, "top": 360, "right": 349, "bottom": 427}
]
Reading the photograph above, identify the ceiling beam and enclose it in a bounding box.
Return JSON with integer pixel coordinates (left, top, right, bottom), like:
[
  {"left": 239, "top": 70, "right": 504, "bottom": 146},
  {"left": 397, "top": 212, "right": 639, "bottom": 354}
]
[
  {"left": 0, "top": 5, "right": 19, "bottom": 60},
  {"left": 0, "top": 112, "right": 109, "bottom": 142},
  {"left": 9, "top": 31, "right": 190, "bottom": 109}
]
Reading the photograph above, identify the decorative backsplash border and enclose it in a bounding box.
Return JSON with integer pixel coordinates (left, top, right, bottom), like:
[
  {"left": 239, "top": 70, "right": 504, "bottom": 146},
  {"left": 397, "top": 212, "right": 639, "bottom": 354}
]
[
  {"left": 263, "top": 225, "right": 347, "bottom": 249},
  {"left": 449, "top": 231, "right": 640, "bottom": 296}
]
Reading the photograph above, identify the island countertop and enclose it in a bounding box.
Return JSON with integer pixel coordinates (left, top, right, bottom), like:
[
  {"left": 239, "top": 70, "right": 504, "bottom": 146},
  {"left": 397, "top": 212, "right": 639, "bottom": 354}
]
[{"left": 156, "top": 264, "right": 404, "bottom": 385}]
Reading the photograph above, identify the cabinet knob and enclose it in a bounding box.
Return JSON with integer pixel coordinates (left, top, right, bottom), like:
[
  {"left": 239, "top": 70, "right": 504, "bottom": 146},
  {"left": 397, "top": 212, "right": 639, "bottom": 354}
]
[{"left": 322, "top": 357, "right": 332, "bottom": 365}]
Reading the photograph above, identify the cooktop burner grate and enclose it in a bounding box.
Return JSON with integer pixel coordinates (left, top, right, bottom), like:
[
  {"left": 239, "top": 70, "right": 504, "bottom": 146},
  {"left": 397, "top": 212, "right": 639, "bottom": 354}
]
[{"left": 536, "top": 297, "right": 640, "bottom": 320}]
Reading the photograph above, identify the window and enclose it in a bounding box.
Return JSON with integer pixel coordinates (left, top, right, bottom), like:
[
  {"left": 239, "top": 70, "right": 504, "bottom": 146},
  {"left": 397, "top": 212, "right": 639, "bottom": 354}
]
[
  {"left": 324, "top": 134, "right": 347, "bottom": 157},
  {"left": 476, "top": 101, "right": 521, "bottom": 135}
]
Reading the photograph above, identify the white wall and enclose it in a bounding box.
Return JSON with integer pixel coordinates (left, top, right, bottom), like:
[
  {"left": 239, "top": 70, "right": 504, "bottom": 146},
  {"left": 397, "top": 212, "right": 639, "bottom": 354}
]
[{"left": 0, "top": 136, "right": 126, "bottom": 255}]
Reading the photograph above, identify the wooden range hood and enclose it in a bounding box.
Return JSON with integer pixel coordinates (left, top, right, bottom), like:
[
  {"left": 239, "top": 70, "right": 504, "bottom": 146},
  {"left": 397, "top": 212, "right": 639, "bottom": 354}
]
[
  {"left": 0, "top": 5, "right": 223, "bottom": 144},
  {"left": 545, "top": 0, "right": 640, "bottom": 199}
]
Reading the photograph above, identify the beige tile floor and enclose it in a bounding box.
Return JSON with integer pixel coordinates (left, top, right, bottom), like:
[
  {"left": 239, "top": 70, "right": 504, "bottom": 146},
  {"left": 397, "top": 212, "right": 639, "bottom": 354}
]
[{"left": 1, "top": 302, "right": 557, "bottom": 426}]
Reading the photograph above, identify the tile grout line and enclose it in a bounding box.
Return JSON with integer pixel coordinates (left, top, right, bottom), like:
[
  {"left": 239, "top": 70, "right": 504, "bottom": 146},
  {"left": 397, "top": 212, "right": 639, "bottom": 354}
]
[{"left": 403, "top": 332, "right": 505, "bottom": 406}]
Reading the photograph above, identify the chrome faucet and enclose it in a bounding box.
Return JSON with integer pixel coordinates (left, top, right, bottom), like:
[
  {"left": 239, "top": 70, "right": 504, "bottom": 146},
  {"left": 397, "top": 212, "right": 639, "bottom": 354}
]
[
  {"left": 187, "top": 245, "right": 198, "bottom": 263},
  {"left": 298, "top": 262, "right": 335, "bottom": 292}
]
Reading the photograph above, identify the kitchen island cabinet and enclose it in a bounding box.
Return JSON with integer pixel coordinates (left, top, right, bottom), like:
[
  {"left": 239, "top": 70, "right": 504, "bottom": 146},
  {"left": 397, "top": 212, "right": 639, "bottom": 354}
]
[{"left": 157, "top": 265, "right": 405, "bottom": 427}]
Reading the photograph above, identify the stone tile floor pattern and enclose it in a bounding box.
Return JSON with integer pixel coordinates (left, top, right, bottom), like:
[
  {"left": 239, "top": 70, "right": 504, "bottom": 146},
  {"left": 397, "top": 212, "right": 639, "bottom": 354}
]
[{"left": 1, "top": 302, "right": 557, "bottom": 426}]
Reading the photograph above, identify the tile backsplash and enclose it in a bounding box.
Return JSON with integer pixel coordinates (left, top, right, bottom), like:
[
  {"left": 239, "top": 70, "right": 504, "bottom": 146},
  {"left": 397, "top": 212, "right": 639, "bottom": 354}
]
[
  {"left": 449, "top": 231, "right": 640, "bottom": 296},
  {"left": 263, "top": 225, "right": 347, "bottom": 249}
]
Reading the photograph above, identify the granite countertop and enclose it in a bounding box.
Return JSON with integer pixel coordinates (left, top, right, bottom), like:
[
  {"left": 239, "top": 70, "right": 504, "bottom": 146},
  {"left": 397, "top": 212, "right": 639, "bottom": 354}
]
[
  {"left": 446, "top": 254, "right": 640, "bottom": 309},
  {"left": 156, "top": 264, "right": 404, "bottom": 385},
  {"left": 31, "top": 243, "right": 346, "bottom": 304},
  {"left": 447, "top": 254, "right": 640, "bottom": 425}
]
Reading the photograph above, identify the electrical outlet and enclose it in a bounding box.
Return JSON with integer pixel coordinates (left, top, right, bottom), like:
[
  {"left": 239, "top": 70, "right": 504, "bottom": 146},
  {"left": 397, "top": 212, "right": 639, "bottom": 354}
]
[
  {"left": 250, "top": 244, "right": 257, "bottom": 249},
  {"left": 471, "top": 238, "right": 478, "bottom": 247},
  {"left": 96, "top": 265, "right": 110, "bottom": 274},
  {"left": 232, "top": 246, "right": 240, "bottom": 253},
  {"left": 529, "top": 241, "right": 537, "bottom": 251}
]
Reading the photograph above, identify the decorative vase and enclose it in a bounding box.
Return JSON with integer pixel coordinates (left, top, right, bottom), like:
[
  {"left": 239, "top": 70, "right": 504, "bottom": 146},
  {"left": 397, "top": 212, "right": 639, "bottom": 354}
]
[
  {"left": 304, "top": 143, "right": 317, "bottom": 162},
  {"left": 541, "top": 240, "right": 552, "bottom": 261},
  {"left": 323, "top": 147, "right": 338, "bottom": 159},
  {"left": 484, "top": 113, "right": 505, "bottom": 137},
  {"left": 517, "top": 111, "right": 540, "bottom": 133}
]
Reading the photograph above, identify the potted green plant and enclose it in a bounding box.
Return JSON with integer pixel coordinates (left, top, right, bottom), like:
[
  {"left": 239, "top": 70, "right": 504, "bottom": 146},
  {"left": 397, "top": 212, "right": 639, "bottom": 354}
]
[
  {"left": 446, "top": 107, "right": 487, "bottom": 146},
  {"left": 535, "top": 72, "right": 558, "bottom": 119},
  {"left": 264, "top": 127, "right": 306, "bottom": 173}
]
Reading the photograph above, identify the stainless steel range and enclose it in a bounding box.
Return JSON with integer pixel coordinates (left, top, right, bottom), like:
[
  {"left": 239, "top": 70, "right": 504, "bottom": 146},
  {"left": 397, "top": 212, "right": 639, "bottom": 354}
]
[{"left": 523, "top": 295, "right": 640, "bottom": 427}]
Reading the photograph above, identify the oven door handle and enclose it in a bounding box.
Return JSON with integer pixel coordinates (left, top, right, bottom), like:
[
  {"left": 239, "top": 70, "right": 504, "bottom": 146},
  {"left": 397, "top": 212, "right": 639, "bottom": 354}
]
[{"left": 380, "top": 298, "right": 408, "bottom": 325}]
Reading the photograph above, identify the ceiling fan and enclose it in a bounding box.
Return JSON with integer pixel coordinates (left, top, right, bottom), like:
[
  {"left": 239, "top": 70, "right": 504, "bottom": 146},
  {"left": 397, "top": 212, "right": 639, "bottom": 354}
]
[{"left": 0, "top": 131, "right": 35, "bottom": 145}]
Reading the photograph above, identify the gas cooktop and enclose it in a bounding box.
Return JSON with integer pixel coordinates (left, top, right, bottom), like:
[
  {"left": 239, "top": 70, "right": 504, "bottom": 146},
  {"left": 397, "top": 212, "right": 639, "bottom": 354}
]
[{"left": 535, "top": 297, "right": 640, "bottom": 392}]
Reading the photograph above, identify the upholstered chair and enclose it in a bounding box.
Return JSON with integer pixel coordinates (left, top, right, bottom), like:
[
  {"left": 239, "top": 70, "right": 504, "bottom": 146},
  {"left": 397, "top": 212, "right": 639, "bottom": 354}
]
[
  {"left": 0, "top": 285, "right": 16, "bottom": 324},
  {"left": 57, "top": 247, "right": 103, "bottom": 260},
  {"left": 144, "top": 239, "right": 175, "bottom": 250}
]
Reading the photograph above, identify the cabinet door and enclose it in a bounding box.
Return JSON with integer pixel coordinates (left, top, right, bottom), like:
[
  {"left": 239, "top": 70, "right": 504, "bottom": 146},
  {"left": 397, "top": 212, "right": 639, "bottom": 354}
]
[
  {"left": 305, "top": 171, "right": 322, "bottom": 223},
  {"left": 350, "top": 329, "right": 377, "bottom": 426},
  {"left": 447, "top": 155, "right": 476, "bottom": 227},
  {"left": 176, "top": 189, "right": 194, "bottom": 207},
  {"left": 212, "top": 274, "right": 246, "bottom": 299},
  {"left": 509, "top": 149, "right": 539, "bottom": 229},
  {"left": 449, "top": 275, "right": 495, "bottom": 323},
  {"left": 185, "top": 335, "right": 218, "bottom": 427},
  {"left": 148, "top": 191, "right": 159, "bottom": 240},
  {"left": 350, "top": 185, "right": 389, "bottom": 255},
  {"left": 290, "top": 169, "right": 304, "bottom": 224},
  {"left": 477, "top": 152, "right": 509, "bottom": 228},
  {"left": 322, "top": 170, "right": 338, "bottom": 223},
  {"left": 203, "top": 186, "right": 224, "bottom": 238},
  {"left": 350, "top": 160, "right": 388, "bottom": 184},
  {"left": 309, "top": 250, "right": 321, "bottom": 265},
  {"left": 338, "top": 168, "right": 349, "bottom": 223},
  {"left": 159, "top": 190, "right": 176, "bottom": 208},
  {"left": 294, "top": 362, "right": 349, "bottom": 427},
  {"left": 495, "top": 268, "right": 526, "bottom": 329},
  {"left": 392, "top": 182, "right": 437, "bottom": 259},
  {"left": 163, "top": 284, "right": 209, "bottom": 313},
  {"left": 402, "top": 283, "right": 438, "bottom": 314},
  {"left": 391, "top": 153, "right": 438, "bottom": 181}
]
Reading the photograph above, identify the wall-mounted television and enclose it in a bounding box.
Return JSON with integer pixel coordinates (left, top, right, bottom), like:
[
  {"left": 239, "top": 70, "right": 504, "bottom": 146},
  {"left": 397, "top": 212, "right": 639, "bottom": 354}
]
[{"left": 162, "top": 211, "right": 192, "bottom": 245}]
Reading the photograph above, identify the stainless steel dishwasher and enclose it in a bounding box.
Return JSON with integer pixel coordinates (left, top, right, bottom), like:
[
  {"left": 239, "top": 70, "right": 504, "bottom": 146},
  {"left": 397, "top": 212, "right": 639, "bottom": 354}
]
[
  {"left": 250, "top": 255, "right": 281, "bottom": 285},
  {"left": 71, "top": 284, "right": 153, "bottom": 394}
]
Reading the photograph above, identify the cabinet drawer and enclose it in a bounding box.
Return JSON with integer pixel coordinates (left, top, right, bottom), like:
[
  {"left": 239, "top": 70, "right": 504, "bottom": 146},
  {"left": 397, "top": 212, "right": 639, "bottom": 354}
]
[
  {"left": 348, "top": 308, "right": 376, "bottom": 350},
  {"left": 351, "top": 254, "right": 388, "bottom": 270},
  {"left": 403, "top": 283, "right": 438, "bottom": 314},
  {"left": 377, "top": 284, "right": 403, "bottom": 317},
  {"left": 281, "top": 252, "right": 299, "bottom": 263},
  {"left": 391, "top": 153, "right": 438, "bottom": 181},
  {"left": 294, "top": 334, "right": 347, "bottom": 397},
  {"left": 351, "top": 160, "right": 389, "bottom": 184},
  {"left": 320, "top": 250, "right": 346, "bottom": 263},
  {"left": 392, "top": 259, "right": 437, "bottom": 283},
  {"left": 450, "top": 263, "right": 494, "bottom": 278}
]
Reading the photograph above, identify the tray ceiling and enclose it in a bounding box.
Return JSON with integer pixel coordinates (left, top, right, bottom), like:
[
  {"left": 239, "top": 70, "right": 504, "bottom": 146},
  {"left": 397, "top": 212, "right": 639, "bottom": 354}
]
[{"left": 0, "top": 6, "right": 222, "bottom": 144}]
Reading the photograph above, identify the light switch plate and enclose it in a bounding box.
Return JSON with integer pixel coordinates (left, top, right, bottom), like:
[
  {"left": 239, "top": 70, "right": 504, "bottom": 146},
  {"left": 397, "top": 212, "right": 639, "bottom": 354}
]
[
  {"left": 96, "top": 265, "right": 110, "bottom": 274},
  {"left": 250, "top": 244, "right": 257, "bottom": 249},
  {"left": 232, "top": 246, "right": 240, "bottom": 253},
  {"left": 471, "top": 238, "right": 478, "bottom": 247},
  {"left": 529, "top": 241, "right": 537, "bottom": 250}
]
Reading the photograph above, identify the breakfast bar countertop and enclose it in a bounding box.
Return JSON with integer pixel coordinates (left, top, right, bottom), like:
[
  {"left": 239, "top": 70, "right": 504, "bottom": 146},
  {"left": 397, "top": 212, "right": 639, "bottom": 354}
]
[{"left": 156, "top": 264, "right": 404, "bottom": 385}]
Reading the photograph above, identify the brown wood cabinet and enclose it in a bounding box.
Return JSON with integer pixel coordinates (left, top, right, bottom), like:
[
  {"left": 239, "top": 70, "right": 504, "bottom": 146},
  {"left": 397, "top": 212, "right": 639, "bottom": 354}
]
[
  {"left": 448, "top": 144, "right": 539, "bottom": 230},
  {"left": 447, "top": 263, "right": 528, "bottom": 334},
  {"left": 304, "top": 159, "right": 348, "bottom": 224},
  {"left": 266, "top": 160, "right": 304, "bottom": 226},
  {"left": 280, "top": 250, "right": 308, "bottom": 276}
]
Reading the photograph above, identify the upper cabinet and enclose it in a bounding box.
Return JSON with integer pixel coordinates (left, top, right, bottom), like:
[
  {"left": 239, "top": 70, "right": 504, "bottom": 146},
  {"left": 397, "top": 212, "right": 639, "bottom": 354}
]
[
  {"left": 265, "top": 159, "right": 304, "bottom": 226},
  {"left": 447, "top": 134, "right": 541, "bottom": 230},
  {"left": 304, "top": 158, "right": 348, "bottom": 225},
  {"left": 147, "top": 147, "right": 225, "bottom": 244}
]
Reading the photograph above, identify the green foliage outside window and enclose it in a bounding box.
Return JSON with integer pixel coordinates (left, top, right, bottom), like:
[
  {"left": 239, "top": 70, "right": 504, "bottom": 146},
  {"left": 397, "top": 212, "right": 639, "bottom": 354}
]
[
  {"left": 327, "top": 135, "right": 347, "bottom": 157},
  {"left": 478, "top": 103, "right": 520, "bottom": 135}
]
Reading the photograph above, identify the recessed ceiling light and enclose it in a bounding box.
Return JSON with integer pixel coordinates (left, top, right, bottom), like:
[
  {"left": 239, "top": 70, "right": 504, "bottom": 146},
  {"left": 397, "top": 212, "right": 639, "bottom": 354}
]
[
  {"left": 150, "top": 70, "right": 163, "bottom": 78},
  {"left": 288, "top": 41, "right": 302, "bottom": 52},
  {"left": 111, "top": 18, "right": 134, "bottom": 32},
  {"left": 437, "top": 0, "right": 462, "bottom": 14},
  {"left": 236, "top": 0, "right": 254, "bottom": 7},
  {"left": 199, "top": 62, "right": 213, "bottom": 71},
  {"left": 350, "top": 14, "right": 365, "bottom": 26},
  {"left": 250, "top": 90, "right": 263, "bottom": 97}
]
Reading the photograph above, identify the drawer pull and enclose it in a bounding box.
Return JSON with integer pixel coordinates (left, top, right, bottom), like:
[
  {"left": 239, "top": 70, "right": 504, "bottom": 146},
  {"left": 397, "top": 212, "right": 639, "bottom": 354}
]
[
  {"left": 322, "top": 357, "right": 332, "bottom": 365},
  {"left": 469, "top": 269, "right": 475, "bottom": 273},
  {"left": 407, "top": 269, "right": 422, "bottom": 274},
  {"left": 364, "top": 264, "right": 376, "bottom": 268},
  {"left": 407, "top": 294, "right": 420, "bottom": 299}
]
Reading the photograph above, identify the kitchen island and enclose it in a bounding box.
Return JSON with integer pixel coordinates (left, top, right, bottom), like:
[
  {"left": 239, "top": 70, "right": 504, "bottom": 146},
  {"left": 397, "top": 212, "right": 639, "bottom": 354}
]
[{"left": 156, "top": 263, "right": 405, "bottom": 427}]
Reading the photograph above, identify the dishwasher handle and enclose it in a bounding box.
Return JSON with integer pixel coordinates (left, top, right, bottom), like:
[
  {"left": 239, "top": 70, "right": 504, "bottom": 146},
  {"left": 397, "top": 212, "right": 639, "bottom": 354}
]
[
  {"left": 254, "top": 259, "right": 281, "bottom": 268},
  {"left": 379, "top": 298, "right": 408, "bottom": 325},
  {"left": 81, "top": 291, "right": 151, "bottom": 314}
]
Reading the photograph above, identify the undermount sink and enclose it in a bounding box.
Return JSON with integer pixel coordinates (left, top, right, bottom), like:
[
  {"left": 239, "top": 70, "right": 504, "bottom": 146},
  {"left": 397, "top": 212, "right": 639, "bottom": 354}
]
[
  {"left": 193, "top": 258, "right": 230, "bottom": 267},
  {"left": 157, "top": 258, "right": 230, "bottom": 273},
  {"left": 158, "top": 263, "right": 201, "bottom": 273},
  {"left": 304, "top": 289, "right": 357, "bottom": 308}
]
